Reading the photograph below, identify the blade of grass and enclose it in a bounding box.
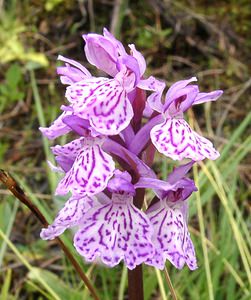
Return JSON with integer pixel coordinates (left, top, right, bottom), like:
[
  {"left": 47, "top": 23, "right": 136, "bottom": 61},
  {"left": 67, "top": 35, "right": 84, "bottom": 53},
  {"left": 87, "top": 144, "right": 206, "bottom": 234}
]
[
  {"left": 26, "top": 280, "right": 55, "bottom": 300},
  {"left": 30, "top": 69, "right": 57, "bottom": 192},
  {"left": 0, "top": 268, "right": 12, "bottom": 300},
  {"left": 0, "top": 228, "right": 61, "bottom": 300},
  {"left": 190, "top": 133, "right": 251, "bottom": 217},
  {"left": 163, "top": 267, "right": 178, "bottom": 300},
  {"left": 193, "top": 163, "right": 214, "bottom": 300},
  {"left": 0, "top": 200, "right": 18, "bottom": 267},
  {"left": 199, "top": 161, "right": 251, "bottom": 286},
  {"left": 209, "top": 162, "right": 251, "bottom": 267},
  {"left": 155, "top": 268, "right": 168, "bottom": 300},
  {"left": 189, "top": 226, "right": 249, "bottom": 295},
  {"left": 118, "top": 265, "right": 127, "bottom": 300}
]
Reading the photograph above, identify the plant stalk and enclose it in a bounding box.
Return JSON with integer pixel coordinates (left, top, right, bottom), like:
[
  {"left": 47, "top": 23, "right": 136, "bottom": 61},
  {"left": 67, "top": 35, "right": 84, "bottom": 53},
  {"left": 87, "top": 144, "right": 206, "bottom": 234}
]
[
  {"left": 128, "top": 265, "right": 144, "bottom": 300},
  {"left": 127, "top": 188, "right": 145, "bottom": 300}
]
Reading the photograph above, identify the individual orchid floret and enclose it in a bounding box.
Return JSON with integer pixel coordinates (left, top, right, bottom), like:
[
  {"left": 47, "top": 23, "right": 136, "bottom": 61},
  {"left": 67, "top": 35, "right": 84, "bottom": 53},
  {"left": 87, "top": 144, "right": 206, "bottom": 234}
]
[
  {"left": 65, "top": 69, "right": 134, "bottom": 135},
  {"left": 149, "top": 77, "right": 223, "bottom": 161},
  {"left": 57, "top": 55, "right": 92, "bottom": 85},
  {"left": 40, "top": 195, "right": 94, "bottom": 240},
  {"left": 83, "top": 28, "right": 146, "bottom": 80},
  {"left": 74, "top": 171, "right": 154, "bottom": 270},
  {"left": 146, "top": 162, "right": 198, "bottom": 270},
  {"left": 54, "top": 136, "right": 115, "bottom": 196},
  {"left": 83, "top": 28, "right": 126, "bottom": 77}
]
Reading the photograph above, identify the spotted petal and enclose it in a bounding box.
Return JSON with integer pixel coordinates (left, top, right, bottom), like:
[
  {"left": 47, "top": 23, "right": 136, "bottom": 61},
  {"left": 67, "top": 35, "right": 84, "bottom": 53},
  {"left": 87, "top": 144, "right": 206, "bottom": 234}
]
[
  {"left": 74, "top": 194, "right": 154, "bottom": 270},
  {"left": 56, "top": 137, "right": 115, "bottom": 196},
  {"left": 51, "top": 138, "right": 83, "bottom": 172},
  {"left": 66, "top": 77, "right": 134, "bottom": 135},
  {"left": 150, "top": 118, "right": 220, "bottom": 161},
  {"left": 146, "top": 201, "right": 197, "bottom": 270},
  {"left": 40, "top": 195, "right": 94, "bottom": 240}
]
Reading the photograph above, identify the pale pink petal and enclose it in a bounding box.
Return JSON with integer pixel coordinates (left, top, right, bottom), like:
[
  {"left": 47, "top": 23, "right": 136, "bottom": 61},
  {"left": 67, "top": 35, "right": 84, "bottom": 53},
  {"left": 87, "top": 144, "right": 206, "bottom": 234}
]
[
  {"left": 103, "top": 28, "right": 126, "bottom": 56},
  {"left": 128, "top": 44, "right": 146, "bottom": 76},
  {"left": 40, "top": 195, "right": 94, "bottom": 240},
  {"left": 66, "top": 77, "right": 133, "bottom": 135},
  {"left": 150, "top": 118, "right": 220, "bottom": 161},
  {"left": 55, "top": 137, "right": 115, "bottom": 196},
  {"left": 57, "top": 55, "right": 92, "bottom": 85},
  {"left": 164, "top": 85, "right": 199, "bottom": 115},
  {"left": 165, "top": 77, "right": 197, "bottom": 104},
  {"left": 39, "top": 110, "right": 72, "bottom": 140},
  {"left": 83, "top": 34, "right": 119, "bottom": 77},
  {"left": 146, "top": 201, "right": 197, "bottom": 270},
  {"left": 193, "top": 90, "right": 223, "bottom": 105},
  {"left": 74, "top": 194, "right": 154, "bottom": 270},
  {"left": 138, "top": 76, "right": 166, "bottom": 113}
]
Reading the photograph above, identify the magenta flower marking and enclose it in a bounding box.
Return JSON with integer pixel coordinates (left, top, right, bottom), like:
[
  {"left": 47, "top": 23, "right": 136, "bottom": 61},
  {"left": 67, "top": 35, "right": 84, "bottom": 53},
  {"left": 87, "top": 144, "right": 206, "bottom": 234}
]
[
  {"left": 40, "top": 195, "right": 94, "bottom": 240},
  {"left": 40, "top": 28, "right": 223, "bottom": 272},
  {"left": 55, "top": 137, "right": 115, "bottom": 196},
  {"left": 74, "top": 183, "right": 154, "bottom": 270}
]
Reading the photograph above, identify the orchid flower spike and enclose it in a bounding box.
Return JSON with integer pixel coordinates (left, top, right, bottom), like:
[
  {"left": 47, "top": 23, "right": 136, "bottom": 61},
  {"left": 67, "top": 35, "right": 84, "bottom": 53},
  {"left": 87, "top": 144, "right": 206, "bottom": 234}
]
[{"left": 40, "top": 28, "right": 223, "bottom": 274}]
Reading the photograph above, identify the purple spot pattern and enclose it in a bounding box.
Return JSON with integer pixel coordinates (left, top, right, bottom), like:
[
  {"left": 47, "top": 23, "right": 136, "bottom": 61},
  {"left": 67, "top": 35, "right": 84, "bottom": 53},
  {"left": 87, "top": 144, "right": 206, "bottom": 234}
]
[
  {"left": 55, "top": 137, "right": 115, "bottom": 196},
  {"left": 40, "top": 195, "right": 94, "bottom": 240},
  {"left": 74, "top": 194, "right": 154, "bottom": 270},
  {"left": 52, "top": 138, "right": 83, "bottom": 160},
  {"left": 40, "top": 110, "right": 72, "bottom": 140},
  {"left": 150, "top": 118, "right": 220, "bottom": 161},
  {"left": 51, "top": 138, "right": 83, "bottom": 172},
  {"left": 146, "top": 201, "right": 197, "bottom": 270},
  {"left": 65, "top": 77, "right": 133, "bottom": 135}
]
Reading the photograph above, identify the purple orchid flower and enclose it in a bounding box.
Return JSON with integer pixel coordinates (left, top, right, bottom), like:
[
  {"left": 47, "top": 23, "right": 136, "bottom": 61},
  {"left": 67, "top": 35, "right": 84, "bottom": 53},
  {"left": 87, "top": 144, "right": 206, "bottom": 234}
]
[
  {"left": 145, "top": 162, "right": 198, "bottom": 270},
  {"left": 41, "top": 171, "right": 155, "bottom": 270},
  {"left": 149, "top": 77, "right": 223, "bottom": 161},
  {"left": 65, "top": 68, "right": 135, "bottom": 135},
  {"left": 84, "top": 28, "right": 146, "bottom": 79},
  {"left": 40, "top": 28, "right": 223, "bottom": 276},
  {"left": 41, "top": 164, "right": 197, "bottom": 271},
  {"left": 52, "top": 136, "right": 115, "bottom": 196},
  {"left": 40, "top": 195, "right": 94, "bottom": 240}
]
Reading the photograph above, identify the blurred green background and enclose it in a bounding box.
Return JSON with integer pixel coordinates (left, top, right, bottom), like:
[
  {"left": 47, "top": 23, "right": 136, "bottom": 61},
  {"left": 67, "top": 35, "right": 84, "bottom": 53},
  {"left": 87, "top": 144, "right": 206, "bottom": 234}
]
[{"left": 0, "top": 0, "right": 250, "bottom": 299}]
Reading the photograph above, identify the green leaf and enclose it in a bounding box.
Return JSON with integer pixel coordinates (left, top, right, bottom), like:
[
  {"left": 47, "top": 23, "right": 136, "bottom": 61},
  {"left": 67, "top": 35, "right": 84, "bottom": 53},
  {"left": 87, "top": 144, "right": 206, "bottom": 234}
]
[
  {"left": 6, "top": 64, "right": 22, "bottom": 88},
  {"left": 28, "top": 268, "right": 84, "bottom": 300}
]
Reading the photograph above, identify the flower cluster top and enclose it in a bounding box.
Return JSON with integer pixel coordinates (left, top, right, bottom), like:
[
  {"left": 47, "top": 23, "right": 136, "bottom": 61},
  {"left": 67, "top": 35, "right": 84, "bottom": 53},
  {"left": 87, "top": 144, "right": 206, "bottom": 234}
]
[{"left": 40, "top": 28, "right": 223, "bottom": 271}]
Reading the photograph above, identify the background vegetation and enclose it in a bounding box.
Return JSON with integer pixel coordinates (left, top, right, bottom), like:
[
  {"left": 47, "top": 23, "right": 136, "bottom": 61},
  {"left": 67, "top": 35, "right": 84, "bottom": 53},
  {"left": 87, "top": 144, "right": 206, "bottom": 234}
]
[{"left": 0, "top": 0, "right": 250, "bottom": 299}]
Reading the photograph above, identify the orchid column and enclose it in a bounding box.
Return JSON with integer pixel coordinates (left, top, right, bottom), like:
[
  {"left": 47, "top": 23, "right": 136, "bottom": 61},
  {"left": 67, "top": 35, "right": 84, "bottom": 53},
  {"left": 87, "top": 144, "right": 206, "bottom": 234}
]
[{"left": 40, "top": 28, "right": 223, "bottom": 299}]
